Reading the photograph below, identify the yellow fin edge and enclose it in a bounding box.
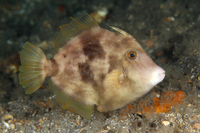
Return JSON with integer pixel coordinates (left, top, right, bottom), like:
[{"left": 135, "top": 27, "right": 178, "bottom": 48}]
[{"left": 53, "top": 12, "right": 99, "bottom": 54}]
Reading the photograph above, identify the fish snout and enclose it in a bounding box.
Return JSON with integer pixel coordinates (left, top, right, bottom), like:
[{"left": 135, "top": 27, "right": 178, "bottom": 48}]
[{"left": 150, "top": 66, "right": 165, "bottom": 86}]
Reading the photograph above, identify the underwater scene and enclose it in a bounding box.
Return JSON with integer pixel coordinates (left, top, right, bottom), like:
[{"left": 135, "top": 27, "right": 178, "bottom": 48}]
[{"left": 0, "top": 0, "right": 199, "bottom": 132}]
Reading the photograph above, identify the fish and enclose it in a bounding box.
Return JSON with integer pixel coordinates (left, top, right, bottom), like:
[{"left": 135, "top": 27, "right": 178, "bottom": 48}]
[{"left": 19, "top": 13, "right": 165, "bottom": 119}]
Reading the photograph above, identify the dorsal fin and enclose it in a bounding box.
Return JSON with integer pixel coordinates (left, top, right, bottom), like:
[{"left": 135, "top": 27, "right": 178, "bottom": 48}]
[
  {"left": 110, "top": 26, "right": 132, "bottom": 38},
  {"left": 53, "top": 13, "right": 99, "bottom": 53}
]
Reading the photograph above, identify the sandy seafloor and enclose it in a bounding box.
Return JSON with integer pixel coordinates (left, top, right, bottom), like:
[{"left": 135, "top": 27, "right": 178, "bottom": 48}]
[{"left": 0, "top": 0, "right": 200, "bottom": 132}]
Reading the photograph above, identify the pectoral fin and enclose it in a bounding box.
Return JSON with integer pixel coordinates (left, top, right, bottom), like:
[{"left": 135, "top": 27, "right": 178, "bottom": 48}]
[{"left": 104, "top": 69, "right": 125, "bottom": 89}]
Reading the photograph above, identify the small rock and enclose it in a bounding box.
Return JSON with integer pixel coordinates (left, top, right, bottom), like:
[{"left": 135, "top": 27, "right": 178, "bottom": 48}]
[
  {"left": 15, "top": 122, "right": 22, "bottom": 126},
  {"left": 38, "top": 41, "right": 48, "bottom": 49},
  {"left": 101, "top": 130, "right": 109, "bottom": 133},
  {"left": 161, "top": 120, "right": 170, "bottom": 126},
  {"left": 176, "top": 113, "right": 183, "bottom": 124},
  {"left": 6, "top": 40, "right": 13, "bottom": 45},
  {"left": 10, "top": 124, "right": 15, "bottom": 130},
  {"left": 90, "top": 7, "right": 108, "bottom": 23},
  {"left": 118, "top": 126, "right": 130, "bottom": 133},
  {"left": 76, "top": 115, "right": 81, "bottom": 125},
  {"left": 1, "top": 114, "right": 14, "bottom": 129}
]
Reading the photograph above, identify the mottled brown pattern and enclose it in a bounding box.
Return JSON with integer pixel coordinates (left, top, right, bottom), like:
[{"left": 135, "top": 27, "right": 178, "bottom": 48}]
[
  {"left": 44, "top": 59, "right": 58, "bottom": 77},
  {"left": 70, "top": 49, "right": 84, "bottom": 60},
  {"left": 78, "top": 62, "right": 94, "bottom": 83},
  {"left": 108, "top": 55, "right": 118, "bottom": 73},
  {"left": 111, "top": 33, "right": 122, "bottom": 47},
  {"left": 99, "top": 73, "right": 106, "bottom": 81},
  {"left": 81, "top": 32, "right": 106, "bottom": 61},
  {"left": 121, "top": 38, "right": 131, "bottom": 46},
  {"left": 74, "top": 89, "right": 85, "bottom": 99},
  {"left": 63, "top": 54, "right": 66, "bottom": 58},
  {"left": 64, "top": 68, "right": 74, "bottom": 78},
  {"left": 83, "top": 41, "right": 105, "bottom": 60},
  {"left": 92, "top": 81, "right": 99, "bottom": 89}
]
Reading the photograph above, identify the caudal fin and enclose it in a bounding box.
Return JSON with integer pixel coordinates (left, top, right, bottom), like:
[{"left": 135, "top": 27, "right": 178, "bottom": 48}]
[{"left": 19, "top": 42, "right": 46, "bottom": 94}]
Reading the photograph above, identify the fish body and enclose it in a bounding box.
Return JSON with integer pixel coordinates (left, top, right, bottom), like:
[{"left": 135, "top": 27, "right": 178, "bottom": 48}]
[{"left": 19, "top": 13, "right": 165, "bottom": 119}]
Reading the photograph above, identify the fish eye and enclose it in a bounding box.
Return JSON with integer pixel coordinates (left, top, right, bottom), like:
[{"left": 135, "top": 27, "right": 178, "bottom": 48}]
[{"left": 126, "top": 50, "right": 137, "bottom": 60}]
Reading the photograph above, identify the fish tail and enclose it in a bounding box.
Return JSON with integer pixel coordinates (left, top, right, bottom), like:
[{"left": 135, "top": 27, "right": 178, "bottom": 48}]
[{"left": 19, "top": 42, "right": 46, "bottom": 94}]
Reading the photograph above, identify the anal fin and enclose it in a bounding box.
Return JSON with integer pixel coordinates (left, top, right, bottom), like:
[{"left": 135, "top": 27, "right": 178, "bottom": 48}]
[{"left": 48, "top": 79, "right": 94, "bottom": 120}]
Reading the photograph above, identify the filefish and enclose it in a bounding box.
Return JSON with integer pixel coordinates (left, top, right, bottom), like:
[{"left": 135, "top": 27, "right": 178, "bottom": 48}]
[{"left": 19, "top": 13, "right": 165, "bottom": 119}]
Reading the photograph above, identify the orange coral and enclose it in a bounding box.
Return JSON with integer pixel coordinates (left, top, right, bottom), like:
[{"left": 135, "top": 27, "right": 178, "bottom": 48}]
[
  {"left": 121, "top": 109, "right": 127, "bottom": 117},
  {"left": 120, "top": 90, "right": 185, "bottom": 119},
  {"left": 142, "top": 90, "right": 185, "bottom": 114},
  {"left": 120, "top": 104, "right": 134, "bottom": 120},
  {"left": 126, "top": 104, "right": 133, "bottom": 110}
]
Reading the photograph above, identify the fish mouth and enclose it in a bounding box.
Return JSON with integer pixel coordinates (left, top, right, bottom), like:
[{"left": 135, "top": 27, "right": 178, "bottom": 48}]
[
  {"left": 158, "top": 71, "right": 166, "bottom": 82},
  {"left": 150, "top": 67, "right": 165, "bottom": 86},
  {"left": 157, "top": 68, "right": 165, "bottom": 82}
]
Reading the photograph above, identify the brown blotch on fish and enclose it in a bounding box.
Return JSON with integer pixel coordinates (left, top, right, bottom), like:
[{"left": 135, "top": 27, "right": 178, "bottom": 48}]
[
  {"left": 78, "top": 62, "right": 94, "bottom": 83},
  {"left": 108, "top": 55, "right": 119, "bottom": 73},
  {"left": 63, "top": 54, "right": 66, "bottom": 58},
  {"left": 74, "top": 89, "right": 85, "bottom": 99},
  {"left": 82, "top": 40, "right": 106, "bottom": 61},
  {"left": 99, "top": 73, "right": 106, "bottom": 81},
  {"left": 19, "top": 13, "right": 165, "bottom": 120}
]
